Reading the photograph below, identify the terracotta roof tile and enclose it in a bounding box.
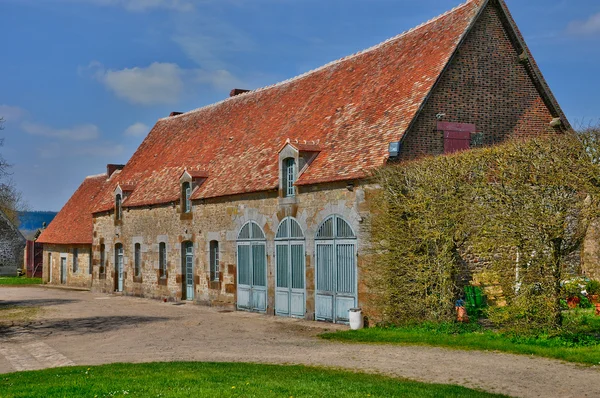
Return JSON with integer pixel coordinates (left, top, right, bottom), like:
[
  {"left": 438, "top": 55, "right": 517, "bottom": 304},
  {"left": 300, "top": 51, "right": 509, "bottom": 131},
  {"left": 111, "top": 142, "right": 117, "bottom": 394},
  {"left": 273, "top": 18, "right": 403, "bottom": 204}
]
[
  {"left": 38, "top": 175, "right": 110, "bottom": 245},
  {"left": 95, "top": 0, "right": 484, "bottom": 212}
]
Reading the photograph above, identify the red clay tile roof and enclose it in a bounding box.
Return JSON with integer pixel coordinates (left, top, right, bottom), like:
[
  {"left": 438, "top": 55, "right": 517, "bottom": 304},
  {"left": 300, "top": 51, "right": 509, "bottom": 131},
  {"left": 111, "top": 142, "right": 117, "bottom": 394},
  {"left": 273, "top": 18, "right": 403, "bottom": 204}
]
[
  {"left": 38, "top": 174, "right": 110, "bottom": 245},
  {"left": 95, "top": 0, "right": 485, "bottom": 212}
]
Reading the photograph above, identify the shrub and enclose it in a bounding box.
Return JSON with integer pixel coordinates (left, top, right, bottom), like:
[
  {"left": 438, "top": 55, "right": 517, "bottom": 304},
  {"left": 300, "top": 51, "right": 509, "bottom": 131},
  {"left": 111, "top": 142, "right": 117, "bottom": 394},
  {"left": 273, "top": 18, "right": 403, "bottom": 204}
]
[
  {"left": 586, "top": 279, "right": 600, "bottom": 296},
  {"left": 369, "top": 130, "right": 600, "bottom": 333}
]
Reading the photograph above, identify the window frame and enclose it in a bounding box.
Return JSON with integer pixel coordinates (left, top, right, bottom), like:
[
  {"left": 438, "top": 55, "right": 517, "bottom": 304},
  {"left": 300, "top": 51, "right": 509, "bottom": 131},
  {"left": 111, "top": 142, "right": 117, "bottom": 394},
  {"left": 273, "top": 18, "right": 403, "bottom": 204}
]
[
  {"left": 73, "top": 248, "right": 78, "bottom": 273},
  {"left": 209, "top": 240, "right": 219, "bottom": 282},
  {"left": 100, "top": 244, "right": 106, "bottom": 275},
  {"left": 182, "top": 181, "right": 192, "bottom": 213},
  {"left": 282, "top": 157, "right": 296, "bottom": 197},
  {"left": 159, "top": 242, "right": 167, "bottom": 278},
  {"left": 115, "top": 193, "right": 122, "bottom": 221},
  {"left": 134, "top": 243, "right": 141, "bottom": 277}
]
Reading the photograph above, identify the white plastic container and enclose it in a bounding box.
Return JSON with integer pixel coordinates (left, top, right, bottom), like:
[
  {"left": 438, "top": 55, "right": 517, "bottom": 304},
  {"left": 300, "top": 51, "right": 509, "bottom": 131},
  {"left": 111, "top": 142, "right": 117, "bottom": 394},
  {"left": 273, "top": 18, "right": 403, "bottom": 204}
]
[{"left": 349, "top": 308, "right": 363, "bottom": 330}]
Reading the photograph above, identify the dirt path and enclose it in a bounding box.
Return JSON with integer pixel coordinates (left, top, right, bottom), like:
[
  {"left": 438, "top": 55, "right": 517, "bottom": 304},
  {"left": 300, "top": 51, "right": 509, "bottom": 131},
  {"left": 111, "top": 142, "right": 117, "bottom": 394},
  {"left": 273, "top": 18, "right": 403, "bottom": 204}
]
[{"left": 1, "top": 287, "right": 599, "bottom": 398}]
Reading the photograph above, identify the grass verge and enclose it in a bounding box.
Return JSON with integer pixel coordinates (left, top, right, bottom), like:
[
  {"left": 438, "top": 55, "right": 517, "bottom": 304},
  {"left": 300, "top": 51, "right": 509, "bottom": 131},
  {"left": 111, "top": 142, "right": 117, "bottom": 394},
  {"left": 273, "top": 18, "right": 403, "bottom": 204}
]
[
  {"left": 0, "top": 277, "right": 42, "bottom": 285},
  {"left": 321, "top": 310, "right": 600, "bottom": 366},
  {"left": 0, "top": 362, "right": 506, "bottom": 398}
]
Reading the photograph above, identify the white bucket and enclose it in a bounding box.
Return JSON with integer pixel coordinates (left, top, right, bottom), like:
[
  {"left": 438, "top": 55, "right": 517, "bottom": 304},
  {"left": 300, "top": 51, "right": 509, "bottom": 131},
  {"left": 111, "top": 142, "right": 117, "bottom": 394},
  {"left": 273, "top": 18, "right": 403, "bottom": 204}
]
[{"left": 349, "top": 308, "right": 363, "bottom": 330}]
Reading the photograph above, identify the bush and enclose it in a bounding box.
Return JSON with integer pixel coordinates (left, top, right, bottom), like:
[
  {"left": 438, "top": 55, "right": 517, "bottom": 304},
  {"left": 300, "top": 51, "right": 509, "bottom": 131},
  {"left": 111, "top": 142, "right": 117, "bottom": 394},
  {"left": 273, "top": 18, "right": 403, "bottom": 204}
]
[
  {"left": 586, "top": 279, "right": 600, "bottom": 296},
  {"left": 369, "top": 130, "right": 600, "bottom": 333}
]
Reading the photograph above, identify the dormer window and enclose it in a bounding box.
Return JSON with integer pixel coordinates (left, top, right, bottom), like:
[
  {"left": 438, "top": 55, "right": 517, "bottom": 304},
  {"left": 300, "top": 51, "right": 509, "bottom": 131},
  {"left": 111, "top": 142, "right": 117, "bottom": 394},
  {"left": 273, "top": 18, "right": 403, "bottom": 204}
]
[
  {"left": 179, "top": 169, "right": 208, "bottom": 215},
  {"left": 115, "top": 193, "right": 122, "bottom": 221},
  {"left": 182, "top": 181, "right": 192, "bottom": 213},
  {"left": 283, "top": 158, "right": 296, "bottom": 197},
  {"left": 278, "top": 139, "right": 321, "bottom": 200}
]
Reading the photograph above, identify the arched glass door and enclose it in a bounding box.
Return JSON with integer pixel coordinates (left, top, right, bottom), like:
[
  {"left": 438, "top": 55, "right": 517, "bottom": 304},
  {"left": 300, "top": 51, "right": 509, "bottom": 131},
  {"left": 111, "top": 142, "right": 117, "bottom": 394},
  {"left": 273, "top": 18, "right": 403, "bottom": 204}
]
[
  {"left": 315, "top": 216, "right": 357, "bottom": 323},
  {"left": 237, "top": 221, "right": 267, "bottom": 312},
  {"left": 275, "top": 217, "right": 305, "bottom": 318}
]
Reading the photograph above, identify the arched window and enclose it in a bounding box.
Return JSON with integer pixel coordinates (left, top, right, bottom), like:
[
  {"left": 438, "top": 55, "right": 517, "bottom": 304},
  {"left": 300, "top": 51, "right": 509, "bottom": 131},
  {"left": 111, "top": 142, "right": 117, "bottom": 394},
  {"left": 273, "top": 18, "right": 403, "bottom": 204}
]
[
  {"left": 115, "top": 194, "right": 122, "bottom": 221},
  {"left": 275, "top": 217, "right": 305, "bottom": 318},
  {"left": 182, "top": 181, "right": 192, "bottom": 213},
  {"left": 159, "top": 242, "right": 167, "bottom": 278},
  {"left": 134, "top": 243, "right": 141, "bottom": 277},
  {"left": 315, "top": 215, "right": 357, "bottom": 323},
  {"left": 209, "top": 241, "right": 219, "bottom": 282},
  {"left": 282, "top": 157, "right": 296, "bottom": 197},
  {"left": 237, "top": 221, "right": 267, "bottom": 312}
]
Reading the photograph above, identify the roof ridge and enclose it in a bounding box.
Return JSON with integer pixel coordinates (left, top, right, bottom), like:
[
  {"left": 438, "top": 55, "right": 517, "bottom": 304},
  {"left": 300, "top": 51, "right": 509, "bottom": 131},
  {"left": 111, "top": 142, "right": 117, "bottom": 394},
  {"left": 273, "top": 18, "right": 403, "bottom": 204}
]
[
  {"left": 160, "top": 0, "right": 479, "bottom": 122},
  {"left": 85, "top": 173, "right": 107, "bottom": 179}
]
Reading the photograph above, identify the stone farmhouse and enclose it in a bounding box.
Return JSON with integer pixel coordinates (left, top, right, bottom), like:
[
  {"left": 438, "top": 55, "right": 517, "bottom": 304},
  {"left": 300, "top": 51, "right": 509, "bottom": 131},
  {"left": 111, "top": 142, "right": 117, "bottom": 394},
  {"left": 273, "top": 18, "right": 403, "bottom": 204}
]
[
  {"left": 38, "top": 0, "right": 569, "bottom": 323},
  {"left": 0, "top": 209, "right": 26, "bottom": 276}
]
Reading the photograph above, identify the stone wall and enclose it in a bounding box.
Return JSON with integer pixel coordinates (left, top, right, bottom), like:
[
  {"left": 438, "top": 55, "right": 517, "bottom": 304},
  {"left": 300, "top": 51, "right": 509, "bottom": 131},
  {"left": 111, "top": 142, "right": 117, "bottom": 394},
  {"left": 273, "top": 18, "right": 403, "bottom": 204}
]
[
  {"left": 91, "top": 181, "right": 373, "bottom": 320},
  {"left": 582, "top": 220, "right": 600, "bottom": 281},
  {"left": 0, "top": 214, "right": 25, "bottom": 277},
  {"left": 43, "top": 244, "right": 93, "bottom": 288}
]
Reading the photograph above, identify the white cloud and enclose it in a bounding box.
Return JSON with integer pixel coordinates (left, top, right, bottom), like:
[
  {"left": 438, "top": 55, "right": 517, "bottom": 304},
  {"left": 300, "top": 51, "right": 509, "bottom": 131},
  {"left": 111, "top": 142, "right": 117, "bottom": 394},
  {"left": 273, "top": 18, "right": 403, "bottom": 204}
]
[
  {"left": 567, "top": 13, "right": 600, "bottom": 36},
  {"left": 124, "top": 122, "right": 149, "bottom": 137},
  {"left": 93, "top": 62, "right": 184, "bottom": 105},
  {"left": 0, "top": 105, "right": 27, "bottom": 123},
  {"left": 68, "top": 0, "right": 194, "bottom": 12},
  {"left": 21, "top": 121, "right": 100, "bottom": 141},
  {"left": 87, "top": 62, "right": 240, "bottom": 105}
]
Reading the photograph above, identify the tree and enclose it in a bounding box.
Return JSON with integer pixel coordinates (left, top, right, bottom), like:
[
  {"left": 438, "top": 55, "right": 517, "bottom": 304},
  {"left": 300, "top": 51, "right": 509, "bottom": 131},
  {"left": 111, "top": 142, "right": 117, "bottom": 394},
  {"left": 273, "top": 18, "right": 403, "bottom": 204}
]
[{"left": 0, "top": 116, "right": 26, "bottom": 225}]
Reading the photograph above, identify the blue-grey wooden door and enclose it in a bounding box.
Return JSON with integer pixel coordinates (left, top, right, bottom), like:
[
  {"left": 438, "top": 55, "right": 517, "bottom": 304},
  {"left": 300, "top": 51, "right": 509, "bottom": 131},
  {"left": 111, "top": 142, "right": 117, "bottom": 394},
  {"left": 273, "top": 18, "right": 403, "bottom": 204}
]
[
  {"left": 116, "top": 246, "right": 124, "bottom": 292},
  {"left": 184, "top": 242, "right": 194, "bottom": 300},
  {"left": 237, "top": 221, "right": 267, "bottom": 313},
  {"left": 315, "top": 216, "right": 357, "bottom": 323},
  {"left": 275, "top": 242, "right": 305, "bottom": 318}
]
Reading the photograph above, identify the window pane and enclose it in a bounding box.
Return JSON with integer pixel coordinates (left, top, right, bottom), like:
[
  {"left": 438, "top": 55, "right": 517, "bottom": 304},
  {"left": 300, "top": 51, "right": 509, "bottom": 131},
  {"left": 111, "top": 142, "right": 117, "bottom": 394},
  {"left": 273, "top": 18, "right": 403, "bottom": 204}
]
[
  {"left": 336, "top": 217, "right": 355, "bottom": 238},
  {"left": 276, "top": 244, "right": 288, "bottom": 288},
  {"left": 336, "top": 244, "right": 355, "bottom": 294},
  {"left": 317, "top": 217, "right": 334, "bottom": 239},
  {"left": 73, "top": 248, "right": 78, "bottom": 272},
  {"left": 252, "top": 244, "right": 266, "bottom": 287},
  {"left": 291, "top": 244, "right": 304, "bottom": 289},
  {"left": 276, "top": 219, "right": 289, "bottom": 239},
  {"left": 238, "top": 245, "right": 251, "bottom": 285},
  {"left": 210, "top": 241, "right": 219, "bottom": 282},
  {"left": 134, "top": 243, "right": 141, "bottom": 277},
  {"left": 317, "top": 244, "right": 334, "bottom": 291}
]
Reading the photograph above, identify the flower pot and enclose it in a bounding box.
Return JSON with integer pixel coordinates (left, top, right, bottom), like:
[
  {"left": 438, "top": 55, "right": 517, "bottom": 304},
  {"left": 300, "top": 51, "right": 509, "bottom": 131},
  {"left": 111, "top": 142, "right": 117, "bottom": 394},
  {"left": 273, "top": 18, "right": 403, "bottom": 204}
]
[
  {"left": 456, "top": 306, "right": 469, "bottom": 323},
  {"left": 590, "top": 295, "right": 599, "bottom": 304},
  {"left": 595, "top": 303, "right": 600, "bottom": 316},
  {"left": 567, "top": 296, "right": 580, "bottom": 309}
]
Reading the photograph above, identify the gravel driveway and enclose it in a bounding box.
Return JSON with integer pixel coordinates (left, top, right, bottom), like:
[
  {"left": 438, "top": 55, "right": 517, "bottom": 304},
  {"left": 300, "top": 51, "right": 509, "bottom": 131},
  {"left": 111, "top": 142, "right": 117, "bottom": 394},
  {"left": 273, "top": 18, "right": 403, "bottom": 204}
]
[{"left": 1, "top": 286, "right": 599, "bottom": 398}]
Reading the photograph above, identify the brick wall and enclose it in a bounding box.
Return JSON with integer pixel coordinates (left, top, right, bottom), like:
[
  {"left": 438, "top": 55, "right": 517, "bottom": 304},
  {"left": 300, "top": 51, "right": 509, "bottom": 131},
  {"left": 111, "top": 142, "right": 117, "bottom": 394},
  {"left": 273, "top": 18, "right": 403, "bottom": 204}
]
[
  {"left": 43, "top": 244, "right": 93, "bottom": 288},
  {"left": 91, "top": 182, "right": 373, "bottom": 320},
  {"left": 400, "top": 1, "right": 562, "bottom": 160}
]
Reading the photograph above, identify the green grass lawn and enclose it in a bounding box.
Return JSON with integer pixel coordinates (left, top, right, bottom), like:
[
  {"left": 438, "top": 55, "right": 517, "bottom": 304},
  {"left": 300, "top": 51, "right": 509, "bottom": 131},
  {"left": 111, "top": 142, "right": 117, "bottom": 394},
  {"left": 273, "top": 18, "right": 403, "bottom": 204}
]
[
  {"left": 321, "top": 310, "right": 600, "bottom": 366},
  {"left": 0, "top": 277, "right": 42, "bottom": 285},
  {"left": 0, "top": 362, "right": 506, "bottom": 398}
]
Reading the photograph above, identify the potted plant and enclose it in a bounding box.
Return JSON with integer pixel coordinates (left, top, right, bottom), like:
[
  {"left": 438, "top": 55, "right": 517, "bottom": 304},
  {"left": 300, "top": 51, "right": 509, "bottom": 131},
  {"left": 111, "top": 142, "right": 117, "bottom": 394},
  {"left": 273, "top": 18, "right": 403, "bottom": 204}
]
[
  {"left": 586, "top": 280, "right": 600, "bottom": 304},
  {"left": 563, "top": 280, "right": 582, "bottom": 309}
]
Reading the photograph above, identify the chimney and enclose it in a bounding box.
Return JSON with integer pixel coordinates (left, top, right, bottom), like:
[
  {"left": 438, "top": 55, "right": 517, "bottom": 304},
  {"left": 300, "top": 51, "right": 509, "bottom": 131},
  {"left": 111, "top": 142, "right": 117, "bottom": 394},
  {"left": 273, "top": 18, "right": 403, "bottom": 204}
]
[
  {"left": 169, "top": 112, "right": 184, "bottom": 117},
  {"left": 107, "top": 164, "right": 125, "bottom": 178},
  {"left": 230, "top": 89, "right": 250, "bottom": 97}
]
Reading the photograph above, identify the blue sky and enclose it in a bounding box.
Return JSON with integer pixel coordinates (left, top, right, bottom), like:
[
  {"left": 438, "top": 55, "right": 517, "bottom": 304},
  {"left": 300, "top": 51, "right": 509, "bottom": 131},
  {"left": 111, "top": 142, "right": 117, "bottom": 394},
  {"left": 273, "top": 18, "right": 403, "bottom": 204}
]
[{"left": 1, "top": 0, "right": 599, "bottom": 211}]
